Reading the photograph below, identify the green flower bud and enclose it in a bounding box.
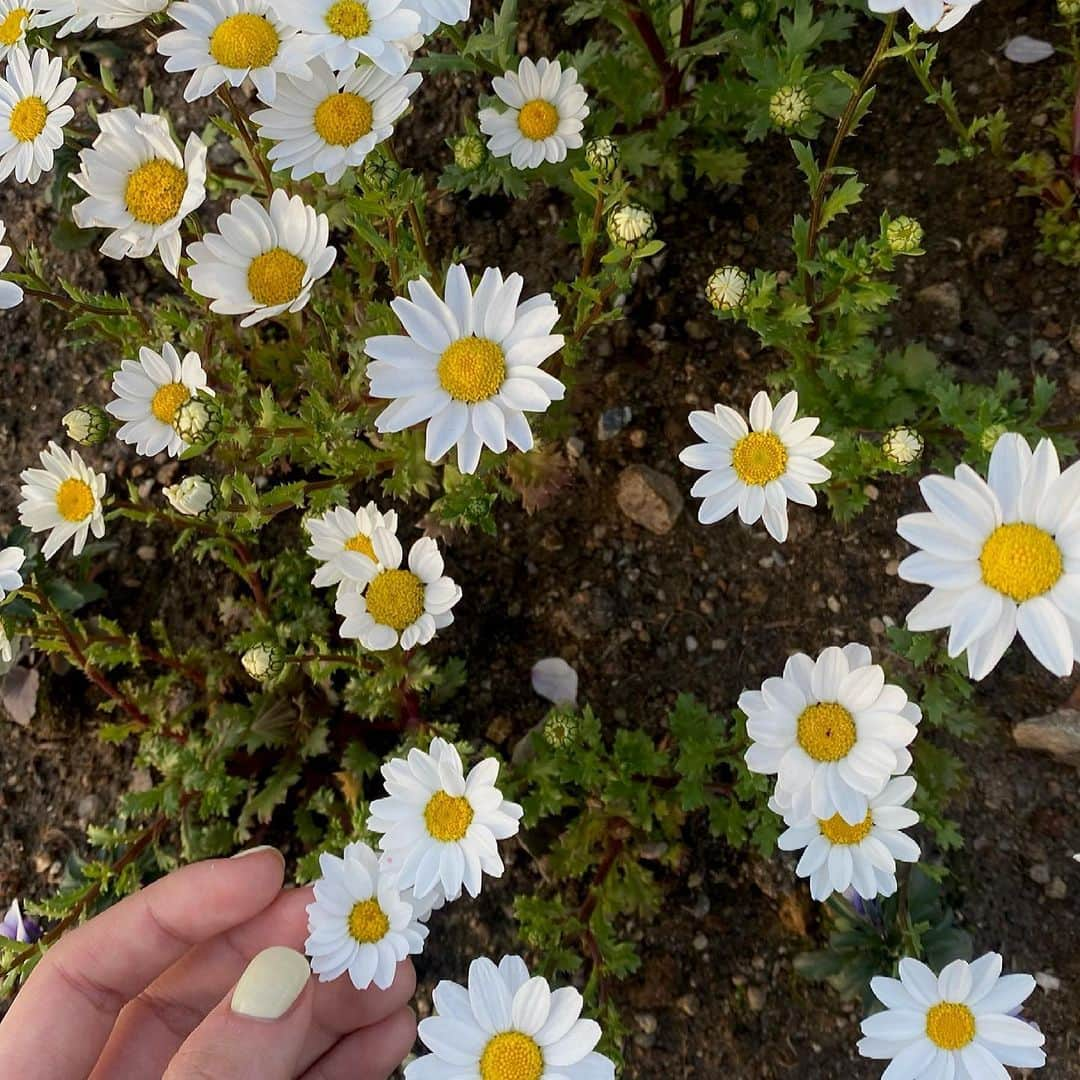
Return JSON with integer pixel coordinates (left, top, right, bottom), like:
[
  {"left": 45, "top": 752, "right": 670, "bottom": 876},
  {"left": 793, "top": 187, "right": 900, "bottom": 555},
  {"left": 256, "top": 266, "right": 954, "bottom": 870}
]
[
  {"left": 584, "top": 136, "right": 619, "bottom": 180},
  {"left": 607, "top": 202, "right": 656, "bottom": 252},
  {"left": 706, "top": 265, "right": 749, "bottom": 312},
  {"left": 173, "top": 392, "right": 222, "bottom": 445},
  {"left": 769, "top": 85, "right": 813, "bottom": 128},
  {"left": 62, "top": 404, "right": 110, "bottom": 446},
  {"left": 886, "top": 216, "right": 925, "bottom": 255},
  {"left": 242, "top": 642, "right": 284, "bottom": 681},
  {"left": 163, "top": 475, "right": 218, "bottom": 517},
  {"left": 361, "top": 156, "right": 400, "bottom": 192},
  {"left": 980, "top": 424, "right": 1009, "bottom": 453},
  {"left": 882, "top": 426, "right": 924, "bottom": 465},
  {"left": 738, "top": 0, "right": 758, "bottom": 17},
  {"left": 452, "top": 133, "right": 486, "bottom": 170},
  {"left": 543, "top": 710, "right": 578, "bottom": 749}
]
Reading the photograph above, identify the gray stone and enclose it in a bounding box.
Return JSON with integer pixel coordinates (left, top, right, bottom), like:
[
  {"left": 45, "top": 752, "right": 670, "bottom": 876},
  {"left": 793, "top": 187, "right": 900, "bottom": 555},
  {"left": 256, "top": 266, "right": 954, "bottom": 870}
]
[
  {"left": 1013, "top": 709, "right": 1080, "bottom": 766},
  {"left": 915, "top": 282, "right": 962, "bottom": 327},
  {"left": 615, "top": 465, "right": 684, "bottom": 535},
  {"left": 597, "top": 406, "right": 632, "bottom": 441}
]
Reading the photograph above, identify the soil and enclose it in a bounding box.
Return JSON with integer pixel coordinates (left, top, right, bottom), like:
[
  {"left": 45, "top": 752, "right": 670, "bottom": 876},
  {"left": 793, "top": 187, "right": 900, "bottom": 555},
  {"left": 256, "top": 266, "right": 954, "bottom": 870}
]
[{"left": 2, "top": 1, "right": 1079, "bottom": 1077}]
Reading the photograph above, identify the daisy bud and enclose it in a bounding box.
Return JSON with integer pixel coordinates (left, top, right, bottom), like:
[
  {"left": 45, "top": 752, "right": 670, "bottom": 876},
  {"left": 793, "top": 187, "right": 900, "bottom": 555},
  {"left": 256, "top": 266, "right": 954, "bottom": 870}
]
[
  {"left": 885, "top": 216, "right": 925, "bottom": 255},
  {"left": 0, "top": 899, "right": 41, "bottom": 944},
  {"left": 769, "top": 85, "right": 813, "bottom": 128},
  {"left": 607, "top": 202, "right": 657, "bottom": 252},
  {"left": 882, "top": 426, "right": 924, "bottom": 465},
  {"left": 163, "top": 475, "right": 218, "bottom": 517},
  {"left": 706, "top": 265, "right": 749, "bottom": 311},
  {"left": 585, "top": 135, "right": 619, "bottom": 179},
  {"left": 242, "top": 642, "right": 284, "bottom": 682},
  {"left": 62, "top": 405, "right": 109, "bottom": 446},
  {"left": 979, "top": 423, "right": 1008, "bottom": 453},
  {"left": 1059, "top": 0, "right": 1080, "bottom": 16},
  {"left": 543, "top": 710, "right": 578, "bottom": 748},
  {"left": 173, "top": 392, "right": 222, "bottom": 445},
  {"left": 739, "top": 0, "right": 759, "bottom": 16},
  {"left": 361, "top": 156, "right": 400, "bottom": 193},
  {"left": 452, "top": 133, "right": 486, "bottom": 170}
]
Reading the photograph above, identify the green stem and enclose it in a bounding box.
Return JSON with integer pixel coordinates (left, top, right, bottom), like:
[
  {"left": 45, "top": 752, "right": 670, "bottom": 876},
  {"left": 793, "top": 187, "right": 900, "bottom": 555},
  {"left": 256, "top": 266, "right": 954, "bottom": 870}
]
[{"left": 442, "top": 24, "right": 501, "bottom": 76}]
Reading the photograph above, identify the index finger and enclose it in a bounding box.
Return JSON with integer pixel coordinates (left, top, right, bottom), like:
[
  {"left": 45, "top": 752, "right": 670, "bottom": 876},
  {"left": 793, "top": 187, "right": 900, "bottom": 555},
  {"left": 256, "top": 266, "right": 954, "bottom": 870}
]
[{"left": 0, "top": 848, "right": 286, "bottom": 1080}]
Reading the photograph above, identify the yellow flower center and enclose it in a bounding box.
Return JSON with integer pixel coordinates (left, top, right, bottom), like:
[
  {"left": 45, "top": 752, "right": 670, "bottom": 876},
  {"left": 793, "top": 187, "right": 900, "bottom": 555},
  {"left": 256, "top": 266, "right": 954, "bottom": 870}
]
[
  {"left": 979, "top": 522, "right": 1063, "bottom": 603},
  {"left": 423, "top": 790, "right": 474, "bottom": 842},
  {"left": 313, "top": 91, "right": 373, "bottom": 146},
  {"left": 479, "top": 1032, "right": 544, "bottom": 1080},
  {"left": 517, "top": 99, "right": 558, "bottom": 140},
  {"left": 925, "top": 1002, "right": 976, "bottom": 1051},
  {"left": 796, "top": 702, "right": 856, "bottom": 762},
  {"left": 819, "top": 811, "right": 873, "bottom": 845},
  {"left": 0, "top": 7, "right": 28, "bottom": 46},
  {"left": 9, "top": 96, "right": 46, "bottom": 142},
  {"left": 325, "top": 0, "right": 370, "bottom": 37},
  {"left": 344, "top": 532, "right": 376, "bottom": 560},
  {"left": 731, "top": 430, "right": 788, "bottom": 486},
  {"left": 125, "top": 158, "right": 188, "bottom": 225},
  {"left": 437, "top": 336, "right": 506, "bottom": 403},
  {"left": 209, "top": 13, "right": 279, "bottom": 69},
  {"left": 365, "top": 568, "right": 424, "bottom": 631},
  {"left": 55, "top": 477, "right": 95, "bottom": 522},
  {"left": 347, "top": 898, "right": 389, "bottom": 943},
  {"left": 247, "top": 248, "right": 306, "bottom": 307},
  {"left": 151, "top": 381, "right": 191, "bottom": 425}
]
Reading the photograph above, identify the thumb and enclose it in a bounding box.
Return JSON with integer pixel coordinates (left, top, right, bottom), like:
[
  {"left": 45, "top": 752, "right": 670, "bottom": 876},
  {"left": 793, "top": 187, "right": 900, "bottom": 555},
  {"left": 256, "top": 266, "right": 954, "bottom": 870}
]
[{"left": 164, "top": 947, "right": 314, "bottom": 1080}]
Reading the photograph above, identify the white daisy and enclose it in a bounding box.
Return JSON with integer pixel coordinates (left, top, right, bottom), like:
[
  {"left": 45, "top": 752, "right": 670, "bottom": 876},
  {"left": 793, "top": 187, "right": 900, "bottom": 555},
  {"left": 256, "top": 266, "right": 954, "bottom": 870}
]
[
  {"left": 859, "top": 953, "right": 1046, "bottom": 1078},
  {"left": 368, "top": 736, "right": 523, "bottom": 903},
  {"left": 79, "top": 0, "right": 168, "bottom": 28},
  {"left": 0, "top": 220, "right": 23, "bottom": 309},
  {"left": 402, "top": 0, "right": 466, "bottom": 33},
  {"left": 898, "top": 433, "right": 1080, "bottom": 680},
  {"left": 71, "top": 109, "right": 207, "bottom": 279},
  {"left": 335, "top": 527, "right": 460, "bottom": 650},
  {"left": 740, "top": 643, "right": 921, "bottom": 826},
  {"left": 304, "top": 840, "right": 427, "bottom": 991},
  {"left": 365, "top": 264, "right": 565, "bottom": 475},
  {"left": 187, "top": 188, "right": 336, "bottom": 327},
  {"left": 478, "top": 57, "right": 589, "bottom": 170},
  {"left": 406, "top": 954, "right": 616, "bottom": 1080},
  {"left": 28, "top": 0, "right": 92, "bottom": 35},
  {"left": 0, "top": 48, "right": 75, "bottom": 184},
  {"left": 18, "top": 442, "right": 106, "bottom": 560},
  {"left": 156, "top": 0, "right": 314, "bottom": 104},
  {"left": 0, "top": 545, "right": 25, "bottom": 600},
  {"left": 286, "top": 0, "right": 420, "bottom": 77},
  {"left": 774, "top": 774, "right": 921, "bottom": 902},
  {"left": 105, "top": 343, "right": 214, "bottom": 458},
  {"left": 868, "top": 0, "right": 982, "bottom": 32},
  {"left": 251, "top": 58, "right": 421, "bottom": 183},
  {"left": 679, "top": 389, "right": 834, "bottom": 543},
  {"left": 0, "top": 0, "right": 34, "bottom": 63},
  {"left": 305, "top": 500, "right": 397, "bottom": 591}
]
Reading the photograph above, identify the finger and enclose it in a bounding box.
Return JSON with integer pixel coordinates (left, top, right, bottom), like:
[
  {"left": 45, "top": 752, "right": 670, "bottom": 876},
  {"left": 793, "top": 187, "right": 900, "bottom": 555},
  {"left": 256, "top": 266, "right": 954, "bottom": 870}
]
[
  {"left": 164, "top": 947, "right": 314, "bottom": 1080},
  {"left": 301, "top": 1006, "right": 416, "bottom": 1080},
  {"left": 0, "top": 848, "right": 286, "bottom": 1080},
  {"left": 94, "top": 885, "right": 416, "bottom": 1078}
]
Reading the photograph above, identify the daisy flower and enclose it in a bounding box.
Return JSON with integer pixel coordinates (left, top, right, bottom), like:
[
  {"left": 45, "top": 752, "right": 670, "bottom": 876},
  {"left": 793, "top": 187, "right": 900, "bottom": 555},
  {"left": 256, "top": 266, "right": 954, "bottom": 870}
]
[
  {"left": 304, "top": 840, "right": 426, "bottom": 991},
  {"left": 774, "top": 774, "right": 921, "bottom": 902},
  {"left": 0, "top": 0, "right": 34, "bottom": 62},
  {"left": 335, "top": 527, "right": 460, "bottom": 650},
  {"left": 156, "top": 0, "right": 314, "bottom": 104},
  {"left": 404, "top": 0, "right": 467, "bottom": 33},
  {"left": 0, "top": 49, "right": 76, "bottom": 184},
  {"left": 0, "top": 220, "right": 23, "bottom": 309},
  {"left": 897, "top": 434, "right": 1080, "bottom": 680},
  {"left": 406, "top": 954, "right": 615, "bottom": 1080},
  {"left": 305, "top": 500, "right": 398, "bottom": 592},
  {"left": 365, "top": 265, "right": 565, "bottom": 475},
  {"left": 27, "top": 0, "right": 92, "bottom": 35},
  {"left": 0, "top": 545, "right": 25, "bottom": 600},
  {"left": 868, "top": 0, "right": 981, "bottom": 32},
  {"left": 187, "top": 188, "right": 335, "bottom": 327},
  {"left": 251, "top": 58, "right": 421, "bottom": 183},
  {"left": 71, "top": 109, "right": 207, "bottom": 278},
  {"left": 368, "top": 736, "right": 523, "bottom": 903},
  {"left": 678, "top": 389, "right": 834, "bottom": 543},
  {"left": 105, "top": 343, "right": 214, "bottom": 458},
  {"left": 858, "top": 953, "right": 1046, "bottom": 1078},
  {"left": 285, "top": 0, "right": 420, "bottom": 77},
  {"left": 78, "top": 0, "right": 169, "bottom": 28},
  {"left": 478, "top": 57, "right": 589, "bottom": 169},
  {"left": 740, "top": 643, "right": 921, "bottom": 826},
  {"left": 18, "top": 442, "right": 106, "bottom": 560}
]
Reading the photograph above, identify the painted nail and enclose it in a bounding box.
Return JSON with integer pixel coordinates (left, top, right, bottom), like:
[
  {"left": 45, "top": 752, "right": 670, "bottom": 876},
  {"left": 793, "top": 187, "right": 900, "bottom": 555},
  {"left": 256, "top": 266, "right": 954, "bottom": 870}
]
[
  {"left": 231, "top": 947, "right": 311, "bottom": 1020},
  {"left": 230, "top": 845, "right": 284, "bottom": 864}
]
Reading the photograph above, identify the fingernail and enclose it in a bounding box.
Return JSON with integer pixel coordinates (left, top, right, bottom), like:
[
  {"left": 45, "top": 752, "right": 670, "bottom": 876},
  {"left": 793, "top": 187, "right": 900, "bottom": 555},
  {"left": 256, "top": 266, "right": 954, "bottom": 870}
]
[
  {"left": 231, "top": 845, "right": 284, "bottom": 865},
  {"left": 231, "top": 947, "right": 311, "bottom": 1020}
]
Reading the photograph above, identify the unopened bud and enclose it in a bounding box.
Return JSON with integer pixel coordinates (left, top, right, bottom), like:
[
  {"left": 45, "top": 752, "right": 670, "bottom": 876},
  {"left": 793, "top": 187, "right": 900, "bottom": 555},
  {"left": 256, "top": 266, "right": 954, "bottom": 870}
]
[
  {"left": 242, "top": 642, "right": 284, "bottom": 681},
  {"left": 361, "top": 156, "right": 400, "bottom": 193},
  {"left": 769, "top": 85, "right": 813, "bottom": 128},
  {"left": 607, "top": 202, "right": 656, "bottom": 252},
  {"left": 882, "top": 426, "right": 924, "bottom": 465},
  {"left": 163, "top": 475, "right": 218, "bottom": 516},
  {"left": 173, "top": 392, "right": 222, "bottom": 445},
  {"left": 885, "top": 216, "right": 924, "bottom": 255},
  {"left": 706, "top": 265, "right": 749, "bottom": 311},
  {"left": 452, "top": 133, "right": 486, "bottom": 170},
  {"left": 980, "top": 424, "right": 1008, "bottom": 453},
  {"left": 585, "top": 136, "right": 619, "bottom": 180},
  {"left": 63, "top": 405, "right": 109, "bottom": 446},
  {"left": 543, "top": 710, "right": 578, "bottom": 748}
]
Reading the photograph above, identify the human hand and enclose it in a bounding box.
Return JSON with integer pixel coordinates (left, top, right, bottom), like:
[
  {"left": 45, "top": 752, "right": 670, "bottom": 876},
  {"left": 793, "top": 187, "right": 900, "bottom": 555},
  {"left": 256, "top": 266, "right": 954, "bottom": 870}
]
[{"left": 0, "top": 847, "right": 416, "bottom": 1079}]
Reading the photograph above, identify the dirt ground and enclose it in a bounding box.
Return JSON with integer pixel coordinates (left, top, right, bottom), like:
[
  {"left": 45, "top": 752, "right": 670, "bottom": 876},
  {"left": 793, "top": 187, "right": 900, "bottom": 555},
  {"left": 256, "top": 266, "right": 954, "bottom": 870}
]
[{"left": 1, "top": 1, "right": 1078, "bottom": 1077}]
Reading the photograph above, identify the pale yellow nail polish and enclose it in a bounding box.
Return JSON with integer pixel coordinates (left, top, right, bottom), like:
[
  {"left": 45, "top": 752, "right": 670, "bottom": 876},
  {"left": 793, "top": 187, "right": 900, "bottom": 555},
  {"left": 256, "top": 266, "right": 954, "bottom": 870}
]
[
  {"left": 230, "top": 844, "right": 284, "bottom": 865},
  {"left": 231, "top": 947, "right": 311, "bottom": 1020}
]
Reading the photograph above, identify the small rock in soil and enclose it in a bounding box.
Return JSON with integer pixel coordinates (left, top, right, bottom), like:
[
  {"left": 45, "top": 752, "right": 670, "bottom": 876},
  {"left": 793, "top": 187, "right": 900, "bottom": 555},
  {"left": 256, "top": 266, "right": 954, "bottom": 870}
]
[
  {"left": 1013, "top": 709, "right": 1080, "bottom": 766},
  {"left": 616, "top": 465, "right": 684, "bottom": 535},
  {"left": 915, "top": 282, "right": 962, "bottom": 328},
  {"left": 1046, "top": 878, "right": 1067, "bottom": 900},
  {"left": 597, "top": 406, "right": 631, "bottom": 441},
  {"left": 1029, "top": 863, "right": 1051, "bottom": 885}
]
